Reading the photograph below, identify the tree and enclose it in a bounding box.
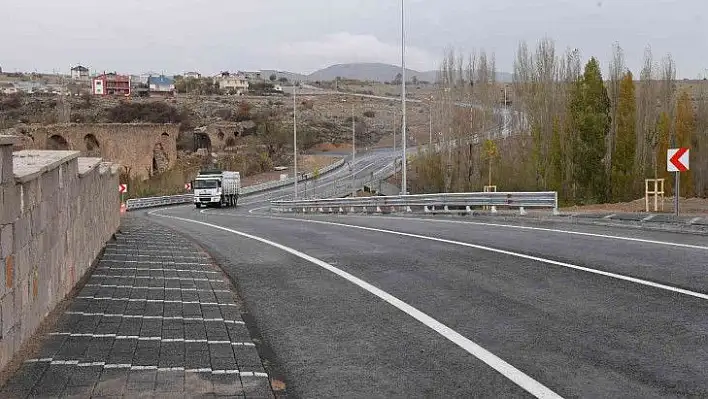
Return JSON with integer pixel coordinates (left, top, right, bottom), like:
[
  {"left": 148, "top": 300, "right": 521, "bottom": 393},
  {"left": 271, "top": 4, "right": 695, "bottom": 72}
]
[
  {"left": 269, "top": 74, "right": 277, "bottom": 82},
  {"left": 611, "top": 70, "right": 637, "bottom": 201},
  {"left": 675, "top": 90, "right": 695, "bottom": 197},
  {"left": 393, "top": 73, "right": 403, "bottom": 85},
  {"left": 278, "top": 76, "right": 288, "bottom": 83},
  {"left": 607, "top": 43, "right": 625, "bottom": 197},
  {"left": 569, "top": 57, "right": 611, "bottom": 203}
]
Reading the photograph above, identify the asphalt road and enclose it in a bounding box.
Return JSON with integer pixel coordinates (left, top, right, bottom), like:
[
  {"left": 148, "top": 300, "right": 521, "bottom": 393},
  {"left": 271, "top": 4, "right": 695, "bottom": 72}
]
[{"left": 139, "top": 188, "right": 708, "bottom": 398}]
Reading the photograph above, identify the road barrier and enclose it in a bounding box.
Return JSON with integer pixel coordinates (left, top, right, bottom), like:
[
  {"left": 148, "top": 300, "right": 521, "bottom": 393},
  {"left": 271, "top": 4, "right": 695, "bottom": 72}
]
[
  {"left": 125, "top": 158, "right": 346, "bottom": 211},
  {"left": 270, "top": 191, "right": 559, "bottom": 215}
]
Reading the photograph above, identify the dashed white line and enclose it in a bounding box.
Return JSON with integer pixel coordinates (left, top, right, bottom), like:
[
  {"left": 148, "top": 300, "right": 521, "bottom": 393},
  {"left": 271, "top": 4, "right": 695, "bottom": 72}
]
[
  {"left": 84, "top": 284, "right": 229, "bottom": 292},
  {"left": 151, "top": 212, "right": 563, "bottom": 399},
  {"left": 100, "top": 259, "right": 212, "bottom": 266},
  {"left": 47, "top": 332, "right": 254, "bottom": 345},
  {"left": 65, "top": 312, "right": 245, "bottom": 324},
  {"left": 76, "top": 296, "right": 238, "bottom": 306},
  {"left": 23, "top": 359, "right": 267, "bottom": 376},
  {"left": 91, "top": 274, "right": 224, "bottom": 283},
  {"left": 96, "top": 267, "right": 219, "bottom": 274}
]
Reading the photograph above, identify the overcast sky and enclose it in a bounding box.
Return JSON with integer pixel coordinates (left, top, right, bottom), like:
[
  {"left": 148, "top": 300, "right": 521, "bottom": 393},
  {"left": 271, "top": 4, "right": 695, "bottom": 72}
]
[{"left": 1, "top": 0, "right": 706, "bottom": 78}]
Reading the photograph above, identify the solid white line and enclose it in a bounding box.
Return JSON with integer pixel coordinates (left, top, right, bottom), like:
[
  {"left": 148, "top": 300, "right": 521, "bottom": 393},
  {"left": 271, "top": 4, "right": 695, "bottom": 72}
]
[
  {"left": 64, "top": 311, "right": 245, "bottom": 324},
  {"left": 271, "top": 213, "right": 708, "bottom": 251},
  {"left": 251, "top": 215, "right": 708, "bottom": 301},
  {"left": 152, "top": 212, "right": 562, "bottom": 399}
]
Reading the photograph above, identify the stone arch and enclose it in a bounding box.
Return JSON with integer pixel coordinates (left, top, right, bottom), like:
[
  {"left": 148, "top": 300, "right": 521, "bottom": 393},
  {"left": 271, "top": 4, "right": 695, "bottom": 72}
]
[
  {"left": 152, "top": 142, "right": 169, "bottom": 175},
  {"left": 83, "top": 134, "right": 100, "bottom": 157},
  {"left": 47, "top": 135, "right": 69, "bottom": 150},
  {"left": 161, "top": 132, "right": 170, "bottom": 139}
]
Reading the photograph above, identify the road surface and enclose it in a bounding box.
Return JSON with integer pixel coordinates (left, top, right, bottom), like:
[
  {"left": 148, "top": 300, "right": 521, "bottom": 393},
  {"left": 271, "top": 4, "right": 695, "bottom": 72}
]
[{"left": 139, "top": 165, "right": 708, "bottom": 398}]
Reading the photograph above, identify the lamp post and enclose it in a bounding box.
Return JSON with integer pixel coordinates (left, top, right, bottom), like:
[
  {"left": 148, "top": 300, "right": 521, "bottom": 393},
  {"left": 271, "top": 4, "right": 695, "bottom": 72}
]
[
  {"left": 342, "top": 98, "right": 356, "bottom": 195},
  {"left": 400, "top": 0, "right": 408, "bottom": 195},
  {"left": 293, "top": 83, "right": 298, "bottom": 199}
]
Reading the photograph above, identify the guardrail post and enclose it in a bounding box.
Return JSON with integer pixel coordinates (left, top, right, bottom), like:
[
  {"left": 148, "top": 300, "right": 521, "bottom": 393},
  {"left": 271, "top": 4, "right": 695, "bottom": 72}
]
[
  {"left": 339, "top": 207, "right": 345, "bottom": 213},
  {"left": 553, "top": 192, "right": 559, "bottom": 215},
  {"left": 491, "top": 206, "right": 497, "bottom": 214},
  {"left": 406, "top": 206, "right": 412, "bottom": 213},
  {"left": 350, "top": 206, "right": 356, "bottom": 213},
  {"left": 519, "top": 206, "right": 527, "bottom": 216},
  {"left": 444, "top": 205, "right": 450, "bottom": 212},
  {"left": 375, "top": 206, "right": 382, "bottom": 213},
  {"left": 424, "top": 206, "right": 430, "bottom": 213},
  {"left": 465, "top": 206, "right": 472, "bottom": 214},
  {"left": 318, "top": 207, "right": 324, "bottom": 213}
]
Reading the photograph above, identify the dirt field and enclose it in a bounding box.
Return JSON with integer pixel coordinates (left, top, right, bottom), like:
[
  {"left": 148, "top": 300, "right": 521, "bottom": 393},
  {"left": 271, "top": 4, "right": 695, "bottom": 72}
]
[{"left": 561, "top": 197, "right": 708, "bottom": 215}]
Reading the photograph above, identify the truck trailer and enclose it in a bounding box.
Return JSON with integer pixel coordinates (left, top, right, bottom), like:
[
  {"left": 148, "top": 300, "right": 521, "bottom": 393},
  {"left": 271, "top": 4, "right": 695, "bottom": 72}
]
[{"left": 193, "top": 169, "right": 240, "bottom": 208}]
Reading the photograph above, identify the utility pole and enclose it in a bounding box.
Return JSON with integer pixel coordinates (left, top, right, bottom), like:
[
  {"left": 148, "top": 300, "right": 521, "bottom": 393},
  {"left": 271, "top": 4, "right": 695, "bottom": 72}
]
[
  {"left": 351, "top": 101, "right": 356, "bottom": 165},
  {"left": 293, "top": 83, "right": 298, "bottom": 199},
  {"left": 400, "top": 0, "right": 408, "bottom": 195}
]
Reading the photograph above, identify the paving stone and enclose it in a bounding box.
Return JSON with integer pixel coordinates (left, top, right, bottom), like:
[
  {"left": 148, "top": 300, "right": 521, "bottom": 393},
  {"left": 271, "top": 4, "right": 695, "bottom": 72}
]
[{"left": 1, "top": 218, "right": 270, "bottom": 397}]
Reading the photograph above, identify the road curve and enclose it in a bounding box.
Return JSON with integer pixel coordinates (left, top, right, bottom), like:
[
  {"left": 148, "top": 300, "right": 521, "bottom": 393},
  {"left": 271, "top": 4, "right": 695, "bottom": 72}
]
[{"left": 140, "top": 200, "right": 708, "bottom": 398}]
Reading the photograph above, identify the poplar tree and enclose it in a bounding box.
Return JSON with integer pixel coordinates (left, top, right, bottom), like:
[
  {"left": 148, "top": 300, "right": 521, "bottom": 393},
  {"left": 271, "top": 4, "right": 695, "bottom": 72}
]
[{"left": 611, "top": 70, "right": 637, "bottom": 201}]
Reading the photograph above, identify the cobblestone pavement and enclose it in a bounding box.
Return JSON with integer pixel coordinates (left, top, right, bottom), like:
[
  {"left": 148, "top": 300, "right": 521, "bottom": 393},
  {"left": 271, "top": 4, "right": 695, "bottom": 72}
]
[{"left": 0, "top": 218, "right": 274, "bottom": 398}]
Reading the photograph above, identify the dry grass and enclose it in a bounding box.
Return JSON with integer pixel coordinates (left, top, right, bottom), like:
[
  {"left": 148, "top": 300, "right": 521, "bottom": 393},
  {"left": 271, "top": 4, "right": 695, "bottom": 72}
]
[{"left": 561, "top": 196, "right": 708, "bottom": 215}]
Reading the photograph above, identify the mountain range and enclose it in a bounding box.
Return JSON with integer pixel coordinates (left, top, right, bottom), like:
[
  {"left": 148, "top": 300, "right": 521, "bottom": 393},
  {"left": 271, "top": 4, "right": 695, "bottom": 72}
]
[{"left": 262, "top": 63, "right": 512, "bottom": 84}]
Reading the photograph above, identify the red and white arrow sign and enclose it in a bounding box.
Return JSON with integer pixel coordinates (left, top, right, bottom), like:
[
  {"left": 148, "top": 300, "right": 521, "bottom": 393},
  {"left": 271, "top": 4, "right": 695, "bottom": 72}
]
[
  {"left": 118, "top": 184, "right": 128, "bottom": 193},
  {"left": 667, "top": 148, "right": 689, "bottom": 172}
]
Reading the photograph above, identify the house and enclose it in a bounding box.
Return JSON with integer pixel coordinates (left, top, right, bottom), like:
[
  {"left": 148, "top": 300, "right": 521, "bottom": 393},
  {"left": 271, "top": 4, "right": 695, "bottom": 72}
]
[
  {"left": 0, "top": 82, "right": 17, "bottom": 94},
  {"left": 184, "top": 71, "right": 201, "bottom": 79},
  {"left": 240, "top": 71, "right": 262, "bottom": 82},
  {"left": 147, "top": 75, "right": 175, "bottom": 96},
  {"left": 214, "top": 71, "right": 249, "bottom": 94},
  {"left": 92, "top": 72, "right": 131, "bottom": 96},
  {"left": 70, "top": 65, "right": 89, "bottom": 81}
]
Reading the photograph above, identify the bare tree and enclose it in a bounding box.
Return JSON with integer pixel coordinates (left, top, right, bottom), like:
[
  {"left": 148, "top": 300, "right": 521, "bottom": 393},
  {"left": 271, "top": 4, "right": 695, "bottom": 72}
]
[
  {"left": 637, "top": 46, "right": 658, "bottom": 177},
  {"left": 607, "top": 42, "right": 625, "bottom": 197}
]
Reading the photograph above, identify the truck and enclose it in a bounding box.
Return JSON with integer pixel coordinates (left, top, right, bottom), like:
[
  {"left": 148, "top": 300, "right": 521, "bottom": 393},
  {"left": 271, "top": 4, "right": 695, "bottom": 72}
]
[{"left": 192, "top": 169, "right": 240, "bottom": 208}]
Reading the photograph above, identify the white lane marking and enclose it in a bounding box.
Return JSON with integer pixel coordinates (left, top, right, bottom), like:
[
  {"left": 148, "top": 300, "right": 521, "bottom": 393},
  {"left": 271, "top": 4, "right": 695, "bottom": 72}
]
[
  {"left": 47, "top": 332, "right": 254, "bottom": 345},
  {"left": 151, "top": 212, "right": 562, "bottom": 399},
  {"left": 22, "top": 359, "right": 267, "bottom": 376},
  {"left": 91, "top": 274, "right": 223, "bottom": 282},
  {"left": 64, "top": 311, "right": 245, "bottom": 324},
  {"left": 76, "top": 296, "right": 238, "bottom": 306},
  {"left": 100, "top": 260, "right": 212, "bottom": 265},
  {"left": 97, "top": 267, "right": 219, "bottom": 274},
  {"left": 247, "top": 215, "right": 708, "bottom": 301},
  {"left": 84, "top": 284, "right": 229, "bottom": 292},
  {"left": 269, "top": 213, "right": 708, "bottom": 251}
]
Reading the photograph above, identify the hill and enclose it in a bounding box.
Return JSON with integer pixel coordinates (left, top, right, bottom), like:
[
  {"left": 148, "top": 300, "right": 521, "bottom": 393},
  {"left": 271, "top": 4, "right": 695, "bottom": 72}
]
[{"left": 263, "top": 63, "right": 514, "bottom": 83}]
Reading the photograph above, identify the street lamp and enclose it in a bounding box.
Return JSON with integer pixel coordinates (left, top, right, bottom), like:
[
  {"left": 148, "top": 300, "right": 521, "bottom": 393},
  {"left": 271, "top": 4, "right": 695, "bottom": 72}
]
[
  {"left": 342, "top": 98, "right": 356, "bottom": 195},
  {"left": 293, "top": 83, "right": 298, "bottom": 199},
  {"left": 400, "top": 0, "right": 408, "bottom": 195}
]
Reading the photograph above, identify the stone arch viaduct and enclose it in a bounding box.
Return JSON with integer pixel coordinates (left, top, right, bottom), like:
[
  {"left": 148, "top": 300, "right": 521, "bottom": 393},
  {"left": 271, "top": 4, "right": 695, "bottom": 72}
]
[{"left": 16, "top": 123, "right": 178, "bottom": 179}]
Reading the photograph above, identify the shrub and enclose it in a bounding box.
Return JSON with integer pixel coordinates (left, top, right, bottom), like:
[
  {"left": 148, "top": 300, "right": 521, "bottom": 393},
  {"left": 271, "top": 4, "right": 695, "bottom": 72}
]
[
  {"left": 105, "top": 101, "right": 183, "bottom": 123},
  {"left": 363, "top": 110, "right": 375, "bottom": 118}
]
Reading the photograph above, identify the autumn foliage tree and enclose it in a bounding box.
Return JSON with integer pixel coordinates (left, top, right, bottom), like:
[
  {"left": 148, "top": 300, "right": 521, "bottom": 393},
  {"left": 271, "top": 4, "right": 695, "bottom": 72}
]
[{"left": 675, "top": 90, "right": 695, "bottom": 197}]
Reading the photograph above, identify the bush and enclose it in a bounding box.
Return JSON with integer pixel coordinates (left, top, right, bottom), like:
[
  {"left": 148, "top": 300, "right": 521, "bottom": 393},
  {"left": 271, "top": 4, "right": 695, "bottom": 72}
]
[
  {"left": 363, "top": 110, "right": 375, "bottom": 118},
  {"left": 0, "top": 94, "right": 23, "bottom": 111},
  {"left": 300, "top": 100, "right": 314, "bottom": 110},
  {"left": 105, "top": 101, "right": 183, "bottom": 123}
]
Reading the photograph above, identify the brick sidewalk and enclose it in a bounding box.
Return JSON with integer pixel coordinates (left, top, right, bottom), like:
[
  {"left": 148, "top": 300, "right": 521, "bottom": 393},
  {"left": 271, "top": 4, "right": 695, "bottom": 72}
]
[{"left": 0, "top": 218, "right": 274, "bottom": 398}]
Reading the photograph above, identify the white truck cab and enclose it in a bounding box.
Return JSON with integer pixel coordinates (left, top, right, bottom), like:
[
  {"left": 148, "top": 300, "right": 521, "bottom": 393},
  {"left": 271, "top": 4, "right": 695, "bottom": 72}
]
[{"left": 193, "top": 170, "right": 240, "bottom": 208}]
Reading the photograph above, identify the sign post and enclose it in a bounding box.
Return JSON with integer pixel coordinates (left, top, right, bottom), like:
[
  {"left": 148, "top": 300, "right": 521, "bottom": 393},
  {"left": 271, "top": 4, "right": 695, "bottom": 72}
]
[
  {"left": 118, "top": 184, "right": 128, "bottom": 209},
  {"left": 667, "top": 148, "right": 689, "bottom": 216}
]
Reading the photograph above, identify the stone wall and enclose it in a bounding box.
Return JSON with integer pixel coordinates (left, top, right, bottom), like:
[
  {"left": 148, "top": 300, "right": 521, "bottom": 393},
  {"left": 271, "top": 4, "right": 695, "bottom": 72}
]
[
  {"left": 0, "top": 136, "right": 120, "bottom": 371},
  {"left": 14, "top": 123, "right": 178, "bottom": 179}
]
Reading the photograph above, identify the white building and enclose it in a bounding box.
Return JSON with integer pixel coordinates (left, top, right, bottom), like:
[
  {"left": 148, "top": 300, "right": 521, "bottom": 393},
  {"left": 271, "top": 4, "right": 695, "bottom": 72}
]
[
  {"left": 214, "top": 72, "right": 249, "bottom": 94},
  {"left": 184, "top": 71, "right": 201, "bottom": 79},
  {"left": 70, "top": 65, "right": 89, "bottom": 81}
]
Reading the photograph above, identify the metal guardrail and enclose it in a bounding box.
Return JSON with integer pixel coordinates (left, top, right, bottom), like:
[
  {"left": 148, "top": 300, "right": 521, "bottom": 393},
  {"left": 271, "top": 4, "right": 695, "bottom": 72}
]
[
  {"left": 270, "top": 192, "right": 559, "bottom": 215},
  {"left": 126, "top": 194, "right": 194, "bottom": 210},
  {"left": 125, "top": 158, "right": 346, "bottom": 211}
]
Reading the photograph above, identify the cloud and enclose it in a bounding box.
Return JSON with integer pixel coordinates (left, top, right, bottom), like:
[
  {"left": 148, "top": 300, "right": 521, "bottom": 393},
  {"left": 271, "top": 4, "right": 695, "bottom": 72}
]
[{"left": 278, "top": 32, "right": 437, "bottom": 72}]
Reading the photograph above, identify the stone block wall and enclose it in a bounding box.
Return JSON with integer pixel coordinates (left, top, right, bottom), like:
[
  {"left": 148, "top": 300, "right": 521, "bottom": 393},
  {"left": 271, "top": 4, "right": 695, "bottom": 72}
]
[{"left": 0, "top": 136, "right": 120, "bottom": 371}]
